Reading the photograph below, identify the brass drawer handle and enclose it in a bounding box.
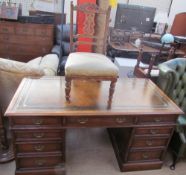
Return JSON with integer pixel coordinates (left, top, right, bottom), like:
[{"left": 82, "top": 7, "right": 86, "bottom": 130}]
[
  {"left": 34, "top": 145, "right": 45, "bottom": 151},
  {"left": 2, "top": 28, "right": 8, "bottom": 32},
  {"left": 146, "top": 140, "right": 153, "bottom": 146},
  {"left": 154, "top": 118, "right": 161, "bottom": 122},
  {"left": 150, "top": 129, "right": 158, "bottom": 135},
  {"left": 35, "top": 159, "right": 46, "bottom": 166},
  {"left": 78, "top": 118, "right": 88, "bottom": 124},
  {"left": 116, "top": 117, "right": 126, "bottom": 124},
  {"left": 33, "top": 133, "right": 45, "bottom": 138},
  {"left": 33, "top": 119, "right": 43, "bottom": 125},
  {"left": 142, "top": 153, "right": 149, "bottom": 159}
]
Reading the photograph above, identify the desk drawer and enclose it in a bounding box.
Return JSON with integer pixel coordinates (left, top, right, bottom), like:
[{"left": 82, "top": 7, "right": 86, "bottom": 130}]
[
  {"left": 135, "top": 127, "right": 173, "bottom": 136},
  {"left": 12, "top": 117, "right": 62, "bottom": 127},
  {"left": 131, "top": 137, "right": 168, "bottom": 148},
  {"left": 17, "top": 154, "right": 63, "bottom": 169},
  {"left": 16, "top": 141, "right": 63, "bottom": 153},
  {"left": 15, "top": 130, "right": 65, "bottom": 141},
  {"left": 65, "top": 116, "right": 134, "bottom": 127},
  {"left": 128, "top": 150, "right": 163, "bottom": 162},
  {"left": 138, "top": 115, "right": 177, "bottom": 125},
  {"left": 0, "top": 26, "right": 15, "bottom": 34}
]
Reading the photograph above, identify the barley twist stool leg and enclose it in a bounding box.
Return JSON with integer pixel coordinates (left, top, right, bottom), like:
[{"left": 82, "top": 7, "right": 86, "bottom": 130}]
[
  {"left": 65, "top": 77, "right": 71, "bottom": 102},
  {"left": 108, "top": 79, "right": 117, "bottom": 108}
]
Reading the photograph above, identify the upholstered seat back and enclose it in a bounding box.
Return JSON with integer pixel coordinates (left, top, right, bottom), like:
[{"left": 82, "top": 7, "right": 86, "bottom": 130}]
[{"left": 158, "top": 58, "right": 186, "bottom": 113}]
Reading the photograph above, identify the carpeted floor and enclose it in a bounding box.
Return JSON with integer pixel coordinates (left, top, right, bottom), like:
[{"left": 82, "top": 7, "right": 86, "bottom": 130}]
[{"left": 1, "top": 128, "right": 186, "bottom": 175}]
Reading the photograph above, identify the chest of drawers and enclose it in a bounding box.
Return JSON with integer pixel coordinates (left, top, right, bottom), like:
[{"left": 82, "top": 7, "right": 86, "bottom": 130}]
[
  {"left": 0, "top": 21, "right": 54, "bottom": 62},
  {"left": 10, "top": 116, "right": 65, "bottom": 175}
]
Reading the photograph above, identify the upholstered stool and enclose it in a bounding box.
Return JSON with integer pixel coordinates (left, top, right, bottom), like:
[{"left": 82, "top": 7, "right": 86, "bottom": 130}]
[{"left": 65, "top": 52, "right": 119, "bottom": 107}]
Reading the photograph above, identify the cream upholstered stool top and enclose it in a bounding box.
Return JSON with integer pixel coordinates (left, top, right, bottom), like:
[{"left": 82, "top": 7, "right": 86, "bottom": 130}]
[
  {"left": 65, "top": 52, "right": 118, "bottom": 77},
  {"left": 65, "top": 2, "right": 119, "bottom": 108},
  {"left": 65, "top": 52, "right": 119, "bottom": 107}
]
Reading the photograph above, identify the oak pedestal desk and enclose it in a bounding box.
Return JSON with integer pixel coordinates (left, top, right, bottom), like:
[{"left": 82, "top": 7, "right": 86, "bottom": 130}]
[{"left": 5, "top": 77, "right": 183, "bottom": 175}]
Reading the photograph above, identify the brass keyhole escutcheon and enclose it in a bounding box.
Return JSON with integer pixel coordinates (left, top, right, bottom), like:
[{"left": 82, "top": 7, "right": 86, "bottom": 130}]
[{"left": 142, "top": 153, "right": 149, "bottom": 159}]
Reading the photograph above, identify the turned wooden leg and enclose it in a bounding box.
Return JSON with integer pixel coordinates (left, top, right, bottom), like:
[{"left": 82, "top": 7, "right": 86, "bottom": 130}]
[
  {"left": 65, "top": 77, "right": 71, "bottom": 102},
  {"left": 108, "top": 79, "right": 117, "bottom": 108}
]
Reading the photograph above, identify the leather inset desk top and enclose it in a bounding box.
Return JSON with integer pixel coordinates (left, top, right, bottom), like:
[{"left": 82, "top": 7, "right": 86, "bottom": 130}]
[{"left": 5, "top": 77, "right": 183, "bottom": 116}]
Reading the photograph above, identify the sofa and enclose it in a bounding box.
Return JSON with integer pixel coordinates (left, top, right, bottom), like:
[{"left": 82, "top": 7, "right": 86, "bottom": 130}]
[
  {"left": 0, "top": 54, "right": 59, "bottom": 162},
  {"left": 157, "top": 58, "right": 186, "bottom": 169}
]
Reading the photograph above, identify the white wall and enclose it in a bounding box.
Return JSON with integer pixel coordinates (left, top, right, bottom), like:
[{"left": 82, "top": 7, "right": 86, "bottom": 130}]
[{"left": 168, "top": 0, "right": 186, "bottom": 25}]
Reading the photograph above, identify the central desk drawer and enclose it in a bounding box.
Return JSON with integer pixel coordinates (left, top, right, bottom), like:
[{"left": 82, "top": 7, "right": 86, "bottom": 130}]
[
  {"left": 128, "top": 150, "right": 163, "bottom": 162},
  {"left": 16, "top": 141, "right": 63, "bottom": 153},
  {"left": 17, "top": 154, "right": 63, "bottom": 169},
  {"left": 65, "top": 116, "right": 134, "bottom": 127},
  {"left": 12, "top": 117, "right": 62, "bottom": 127}
]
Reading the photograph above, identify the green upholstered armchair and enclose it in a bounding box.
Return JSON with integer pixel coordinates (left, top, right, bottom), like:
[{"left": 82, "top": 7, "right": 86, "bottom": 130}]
[{"left": 157, "top": 58, "right": 186, "bottom": 169}]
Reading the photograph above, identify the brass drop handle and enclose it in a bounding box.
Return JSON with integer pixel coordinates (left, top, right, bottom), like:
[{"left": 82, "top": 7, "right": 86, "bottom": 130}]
[
  {"left": 150, "top": 129, "right": 158, "bottom": 135},
  {"left": 33, "top": 119, "right": 43, "bottom": 125},
  {"left": 116, "top": 117, "right": 126, "bottom": 124},
  {"left": 33, "top": 133, "right": 44, "bottom": 138},
  {"left": 146, "top": 140, "right": 153, "bottom": 146},
  {"left": 2, "top": 28, "right": 8, "bottom": 32},
  {"left": 34, "top": 145, "right": 45, "bottom": 151},
  {"left": 154, "top": 117, "right": 161, "bottom": 122},
  {"left": 35, "top": 159, "right": 46, "bottom": 166},
  {"left": 142, "top": 153, "right": 149, "bottom": 159},
  {"left": 78, "top": 118, "right": 88, "bottom": 124}
]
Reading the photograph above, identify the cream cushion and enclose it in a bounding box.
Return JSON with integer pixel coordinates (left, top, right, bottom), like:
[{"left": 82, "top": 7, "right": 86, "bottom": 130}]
[
  {"left": 0, "top": 54, "right": 59, "bottom": 76},
  {"left": 65, "top": 52, "right": 119, "bottom": 77},
  {"left": 0, "top": 57, "right": 44, "bottom": 76}
]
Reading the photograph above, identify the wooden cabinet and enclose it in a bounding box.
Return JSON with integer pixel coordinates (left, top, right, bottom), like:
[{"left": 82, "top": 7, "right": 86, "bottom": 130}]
[
  {"left": 10, "top": 116, "right": 65, "bottom": 175},
  {"left": 0, "top": 21, "right": 54, "bottom": 62}
]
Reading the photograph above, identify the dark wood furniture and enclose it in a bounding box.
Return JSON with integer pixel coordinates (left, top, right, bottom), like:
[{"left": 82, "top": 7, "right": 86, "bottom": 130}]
[
  {"left": 65, "top": 2, "right": 117, "bottom": 108},
  {"left": 109, "top": 41, "right": 185, "bottom": 80},
  {"left": 0, "top": 21, "right": 54, "bottom": 61},
  {"left": 5, "top": 77, "right": 182, "bottom": 174}
]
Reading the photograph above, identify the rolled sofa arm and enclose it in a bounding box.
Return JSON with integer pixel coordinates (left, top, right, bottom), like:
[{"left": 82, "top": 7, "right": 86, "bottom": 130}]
[{"left": 157, "top": 63, "right": 177, "bottom": 97}]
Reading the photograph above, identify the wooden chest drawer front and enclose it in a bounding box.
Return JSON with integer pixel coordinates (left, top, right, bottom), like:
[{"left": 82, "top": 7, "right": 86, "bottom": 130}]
[
  {"left": 0, "top": 26, "right": 14, "bottom": 34},
  {"left": 3, "top": 35, "right": 53, "bottom": 45},
  {"left": 0, "top": 34, "right": 10, "bottom": 42},
  {"left": 128, "top": 150, "right": 163, "bottom": 162},
  {"left": 138, "top": 115, "right": 177, "bottom": 125},
  {"left": 16, "top": 26, "right": 35, "bottom": 35},
  {"left": 135, "top": 127, "right": 173, "bottom": 136},
  {"left": 9, "top": 44, "right": 51, "bottom": 55},
  {"left": 35, "top": 27, "right": 53, "bottom": 37},
  {"left": 15, "top": 130, "right": 65, "bottom": 141},
  {"left": 16, "top": 142, "right": 63, "bottom": 153},
  {"left": 17, "top": 155, "right": 63, "bottom": 169},
  {"left": 66, "top": 116, "right": 134, "bottom": 127},
  {"left": 131, "top": 137, "right": 168, "bottom": 148},
  {"left": 13, "top": 117, "right": 62, "bottom": 126}
]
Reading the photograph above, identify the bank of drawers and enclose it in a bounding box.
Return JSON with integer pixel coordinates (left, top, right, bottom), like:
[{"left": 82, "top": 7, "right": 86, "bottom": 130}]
[
  {"left": 127, "top": 126, "right": 174, "bottom": 163},
  {"left": 0, "top": 21, "right": 54, "bottom": 61},
  {"left": 11, "top": 116, "right": 65, "bottom": 174}
]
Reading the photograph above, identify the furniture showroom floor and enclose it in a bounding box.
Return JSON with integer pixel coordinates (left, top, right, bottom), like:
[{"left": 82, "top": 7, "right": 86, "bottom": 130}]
[{"left": 1, "top": 128, "right": 186, "bottom": 175}]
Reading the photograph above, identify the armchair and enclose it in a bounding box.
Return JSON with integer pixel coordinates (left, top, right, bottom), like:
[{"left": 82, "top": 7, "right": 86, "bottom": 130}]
[
  {"left": 0, "top": 54, "right": 59, "bottom": 163},
  {"left": 157, "top": 58, "right": 186, "bottom": 169}
]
